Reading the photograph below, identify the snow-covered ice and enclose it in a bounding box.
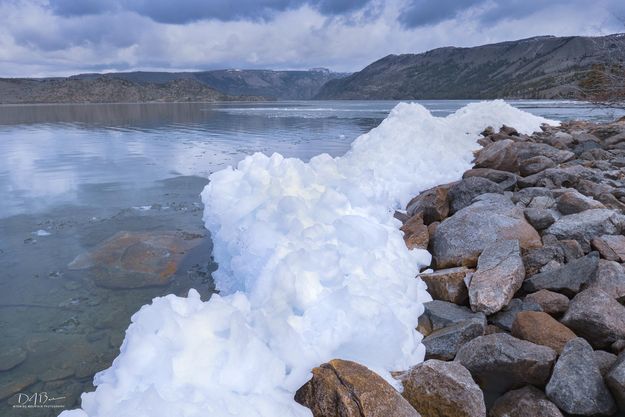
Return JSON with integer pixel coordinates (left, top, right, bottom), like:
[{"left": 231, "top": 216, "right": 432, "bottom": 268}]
[{"left": 60, "top": 101, "right": 556, "bottom": 417}]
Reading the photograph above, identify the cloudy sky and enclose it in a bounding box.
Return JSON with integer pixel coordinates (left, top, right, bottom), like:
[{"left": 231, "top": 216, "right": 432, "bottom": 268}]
[{"left": 1, "top": 0, "right": 624, "bottom": 77}]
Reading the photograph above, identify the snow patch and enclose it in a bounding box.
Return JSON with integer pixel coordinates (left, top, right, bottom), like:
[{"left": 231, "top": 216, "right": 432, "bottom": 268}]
[{"left": 61, "top": 101, "right": 556, "bottom": 417}]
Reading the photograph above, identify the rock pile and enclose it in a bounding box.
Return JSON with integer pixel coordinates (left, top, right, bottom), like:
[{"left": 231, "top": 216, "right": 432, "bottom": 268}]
[{"left": 297, "top": 119, "right": 625, "bottom": 416}]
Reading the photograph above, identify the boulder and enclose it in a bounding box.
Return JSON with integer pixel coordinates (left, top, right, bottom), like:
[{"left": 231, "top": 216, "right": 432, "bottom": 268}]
[
  {"left": 469, "top": 240, "right": 525, "bottom": 315},
  {"left": 561, "top": 288, "right": 625, "bottom": 348},
  {"left": 591, "top": 234, "right": 625, "bottom": 262},
  {"left": 423, "top": 320, "right": 485, "bottom": 361},
  {"left": 606, "top": 353, "right": 625, "bottom": 411},
  {"left": 594, "top": 350, "right": 618, "bottom": 376},
  {"left": 431, "top": 194, "right": 541, "bottom": 268},
  {"left": 399, "top": 360, "right": 486, "bottom": 417},
  {"left": 474, "top": 139, "right": 519, "bottom": 173},
  {"left": 406, "top": 184, "right": 451, "bottom": 224},
  {"left": 462, "top": 168, "right": 518, "bottom": 191},
  {"left": 418, "top": 267, "right": 471, "bottom": 305},
  {"left": 294, "top": 359, "right": 421, "bottom": 417},
  {"left": 448, "top": 177, "right": 503, "bottom": 214},
  {"left": 512, "top": 187, "right": 554, "bottom": 206},
  {"left": 488, "top": 298, "right": 542, "bottom": 332},
  {"left": 556, "top": 190, "right": 605, "bottom": 215},
  {"left": 522, "top": 252, "right": 599, "bottom": 296},
  {"left": 524, "top": 290, "right": 569, "bottom": 316},
  {"left": 401, "top": 214, "right": 429, "bottom": 250},
  {"left": 545, "top": 209, "right": 624, "bottom": 251},
  {"left": 515, "top": 142, "right": 575, "bottom": 165},
  {"left": 489, "top": 386, "right": 563, "bottom": 417},
  {"left": 518, "top": 165, "right": 593, "bottom": 189},
  {"left": 511, "top": 311, "right": 576, "bottom": 353},
  {"left": 423, "top": 300, "right": 486, "bottom": 331},
  {"left": 523, "top": 208, "right": 555, "bottom": 230},
  {"left": 546, "top": 338, "right": 616, "bottom": 416},
  {"left": 590, "top": 259, "right": 625, "bottom": 302},
  {"left": 455, "top": 334, "right": 556, "bottom": 398},
  {"left": 522, "top": 245, "right": 566, "bottom": 277},
  {"left": 519, "top": 155, "right": 555, "bottom": 176}
]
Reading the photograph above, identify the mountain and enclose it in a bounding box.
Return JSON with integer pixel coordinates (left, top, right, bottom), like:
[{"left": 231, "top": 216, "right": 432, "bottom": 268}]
[
  {"left": 70, "top": 68, "right": 347, "bottom": 100},
  {"left": 0, "top": 77, "right": 263, "bottom": 104},
  {"left": 315, "top": 34, "right": 625, "bottom": 100}
]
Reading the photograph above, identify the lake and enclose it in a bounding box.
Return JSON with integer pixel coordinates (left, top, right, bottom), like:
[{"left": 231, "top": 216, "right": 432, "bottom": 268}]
[{"left": 0, "top": 99, "right": 622, "bottom": 415}]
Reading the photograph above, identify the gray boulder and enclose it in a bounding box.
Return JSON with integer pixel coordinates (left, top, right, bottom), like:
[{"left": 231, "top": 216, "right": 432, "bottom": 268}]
[
  {"left": 546, "top": 338, "right": 616, "bottom": 416},
  {"left": 590, "top": 259, "right": 625, "bottom": 302},
  {"left": 606, "top": 353, "right": 625, "bottom": 411},
  {"left": 594, "top": 350, "right": 618, "bottom": 376},
  {"left": 522, "top": 252, "right": 599, "bottom": 296},
  {"left": 519, "top": 155, "right": 556, "bottom": 176},
  {"left": 418, "top": 267, "right": 471, "bottom": 305},
  {"left": 488, "top": 298, "right": 542, "bottom": 331},
  {"left": 423, "top": 300, "right": 487, "bottom": 331},
  {"left": 448, "top": 177, "right": 502, "bottom": 214},
  {"left": 545, "top": 209, "right": 624, "bottom": 251},
  {"left": 523, "top": 208, "right": 556, "bottom": 230},
  {"left": 423, "top": 320, "right": 485, "bottom": 361}
]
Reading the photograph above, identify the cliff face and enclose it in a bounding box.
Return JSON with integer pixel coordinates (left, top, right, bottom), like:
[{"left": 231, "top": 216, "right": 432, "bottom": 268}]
[{"left": 315, "top": 34, "right": 625, "bottom": 100}]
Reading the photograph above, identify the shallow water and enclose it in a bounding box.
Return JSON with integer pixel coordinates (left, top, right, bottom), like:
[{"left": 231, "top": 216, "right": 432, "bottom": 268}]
[{"left": 0, "top": 100, "right": 622, "bottom": 415}]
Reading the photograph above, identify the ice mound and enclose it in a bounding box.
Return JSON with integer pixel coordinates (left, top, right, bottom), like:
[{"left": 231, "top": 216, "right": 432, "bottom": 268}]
[{"left": 61, "top": 101, "right": 556, "bottom": 417}]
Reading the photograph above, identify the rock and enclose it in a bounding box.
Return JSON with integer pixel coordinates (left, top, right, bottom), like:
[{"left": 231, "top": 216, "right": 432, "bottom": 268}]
[
  {"left": 455, "top": 334, "right": 556, "bottom": 399},
  {"left": 0, "top": 347, "right": 27, "bottom": 371},
  {"left": 592, "top": 234, "right": 625, "bottom": 262},
  {"left": 614, "top": 340, "right": 625, "bottom": 354},
  {"left": 522, "top": 245, "right": 566, "bottom": 277},
  {"left": 522, "top": 252, "right": 599, "bottom": 296},
  {"left": 546, "top": 338, "right": 616, "bottom": 416},
  {"left": 469, "top": 240, "right": 525, "bottom": 315},
  {"left": 558, "top": 239, "right": 585, "bottom": 261},
  {"left": 515, "top": 142, "right": 575, "bottom": 165},
  {"left": 39, "top": 366, "right": 75, "bottom": 382},
  {"left": 406, "top": 184, "right": 451, "bottom": 224},
  {"left": 546, "top": 209, "right": 624, "bottom": 251},
  {"left": 68, "top": 231, "right": 203, "bottom": 289},
  {"left": 417, "top": 315, "right": 433, "bottom": 337},
  {"left": 418, "top": 267, "right": 471, "bottom": 305},
  {"left": 489, "top": 386, "right": 564, "bottom": 417},
  {"left": 0, "top": 374, "right": 37, "bottom": 401},
  {"left": 527, "top": 195, "right": 557, "bottom": 209},
  {"left": 524, "top": 290, "right": 569, "bottom": 316},
  {"left": 561, "top": 287, "right": 625, "bottom": 348},
  {"left": 423, "top": 320, "right": 485, "bottom": 361},
  {"left": 399, "top": 360, "right": 486, "bottom": 417},
  {"left": 423, "top": 300, "right": 486, "bottom": 331},
  {"left": 511, "top": 311, "right": 576, "bottom": 353},
  {"left": 594, "top": 350, "right": 617, "bottom": 376},
  {"left": 474, "top": 139, "right": 519, "bottom": 173},
  {"left": 523, "top": 208, "right": 555, "bottom": 230},
  {"left": 431, "top": 194, "right": 541, "bottom": 268},
  {"left": 500, "top": 125, "right": 519, "bottom": 136},
  {"left": 401, "top": 214, "right": 429, "bottom": 250},
  {"left": 484, "top": 325, "right": 505, "bottom": 335},
  {"left": 549, "top": 131, "right": 574, "bottom": 148},
  {"left": 519, "top": 155, "right": 555, "bottom": 176},
  {"left": 556, "top": 189, "right": 605, "bottom": 215},
  {"left": 295, "top": 359, "right": 421, "bottom": 417},
  {"left": 590, "top": 259, "right": 625, "bottom": 302},
  {"left": 606, "top": 353, "right": 625, "bottom": 411},
  {"left": 448, "top": 177, "right": 503, "bottom": 214},
  {"left": 489, "top": 298, "right": 542, "bottom": 331},
  {"left": 462, "top": 168, "right": 518, "bottom": 191},
  {"left": 512, "top": 187, "right": 554, "bottom": 206}
]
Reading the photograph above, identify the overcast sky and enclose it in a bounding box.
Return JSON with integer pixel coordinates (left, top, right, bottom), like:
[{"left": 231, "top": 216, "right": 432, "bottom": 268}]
[{"left": 1, "top": 0, "right": 624, "bottom": 77}]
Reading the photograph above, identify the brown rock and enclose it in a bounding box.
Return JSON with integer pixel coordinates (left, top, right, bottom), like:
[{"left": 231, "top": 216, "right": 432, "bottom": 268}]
[
  {"left": 591, "top": 234, "right": 625, "bottom": 262},
  {"left": 489, "top": 386, "right": 563, "bottom": 417},
  {"left": 399, "top": 360, "right": 486, "bottom": 417},
  {"left": 519, "top": 155, "right": 556, "bottom": 177},
  {"left": 511, "top": 311, "right": 576, "bottom": 353},
  {"left": 295, "top": 359, "right": 421, "bottom": 417},
  {"left": 524, "top": 290, "right": 569, "bottom": 316},
  {"left": 419, "top": 267, "right": 471, "bottom": 305},
  {"left": 474, "top": 139, "right": 519, "bottom": 173},
  {"left": 556, "top": 190, "right": 605, "bottom": 215},
  {"left": 406, "top": 184, "right": 451, "bottom": 224},
  {"left": 401, "top": 214, "right": 429, "bottom": 250}
]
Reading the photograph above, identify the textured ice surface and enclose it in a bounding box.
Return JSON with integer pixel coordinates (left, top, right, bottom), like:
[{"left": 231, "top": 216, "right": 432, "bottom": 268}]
[{"left": 61, "top": 101, "right": 556, "bottom": 417}]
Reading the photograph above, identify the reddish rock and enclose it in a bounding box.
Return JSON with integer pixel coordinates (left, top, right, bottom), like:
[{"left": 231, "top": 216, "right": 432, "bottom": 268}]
[
  {"left": 401, "top": 214, "right": 429, "bottom": 250},
  {"left": 556, "top": 190, "right": 605, "bottom": 215},
  {"left": 524, "top": 290, "right": 569, "bottom": 316},
  {"left": 511, "top": 311, "right": 576, "bottom": 353},
  {"left": 406, "top": 184, "right": 452, "bottom": 224},
  {"left": 474, "top": 139, "right": 519, "bottom": 173},
  {"left": 419, "top": 267, "right": 471, "bottom": 305},
  {"left": 591, "top": 234, "right": 625, "bottom": 262},
  {"left": 490, "top": 386, "right": 563, "bottom": 417}
]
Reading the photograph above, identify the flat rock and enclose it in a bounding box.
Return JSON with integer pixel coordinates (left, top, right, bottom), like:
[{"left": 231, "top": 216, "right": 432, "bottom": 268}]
[
  {"left": 488, "top": 298, "right": 542, "bottom": 332},
  {"left": 561, "top": 287, "right": 625, "bottom": 348},
  {"left": 399, "top": 360, "right": 486, "bottom": 417},
  {"left": 489, "top": 386, "right": 563, "bottom": 417},
  {"left": 0, "top": 347, "right": 27, "bottom": 371},
  {"left": 519, "top": 155, "right": 556, "bottom": 176},
  {"left": 469, "top": 240, "right": 525, "bottom": 315},
  {"left": 556, "top": 189, "right": 605, "bottom": 215},
  {"left": 546, "top": 338, "right": 616, "bottom": 416},
  {"left": 423, "top": 320, "right": 485, "bottom": 361},
  {"left": 592, "top": 234, "right": 625, "bottom": 262},
  {"left": 68, "top": 231, "right": 203, "bottom": 289},
  {"left": 522, "top": 251, "right": 599, "bottom": 297},
  {"left": 431, "top": 194, "right": 541, "bottom": 268},
  {"left": 511, "top": 311, "right": 576, "bottom": 353},
  {"left": 606, "top": 353, "right": 625, "bottom": 411},
  {"left": 545, "top": 209, "right": 623, "bottom": 251},
  {"left": 594, "top": 350, "right": 618, "bottom": 376},
  {"left": 523, "top": 208, "right": 556, "bottom": 230},
  {"left": 406, "top": 184, "right": 451, "bottom": 224},
  {"left": 401, "top": 214, "right": 429, "bottom": 250},
  {"left": 448, "top": 177, "right": 502, "bottom": 214},
  {"left": 418, "top": 267, "right": 471, "bottom": 305},
  {"left": 590, "top": 259, "right": 625, "bottom": 302},
  {"left": 524, "top": 290, "right": 569, "bottom": 316},
  {"left": 454, "top": 334, "right": 556, "bottom": 399},
  {"left": 295, "top": 359, "right": 421, "bottom": 417},
  {"left": 423, "top": 300, "right": 486, "bottom": 331}
]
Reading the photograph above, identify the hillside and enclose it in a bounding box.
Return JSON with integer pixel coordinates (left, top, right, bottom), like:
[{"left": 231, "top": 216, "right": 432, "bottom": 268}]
[{"left": 315, "top": 34, "right": 625, "bottom": 100}]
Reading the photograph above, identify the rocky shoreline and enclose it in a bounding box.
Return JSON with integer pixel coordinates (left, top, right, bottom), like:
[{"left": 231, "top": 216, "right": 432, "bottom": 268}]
[{"left": 295, "top": 117, "right": 625, "bottom": 416}]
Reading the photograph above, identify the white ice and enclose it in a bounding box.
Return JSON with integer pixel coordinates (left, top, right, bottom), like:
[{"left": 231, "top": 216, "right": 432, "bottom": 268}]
[{"left": 60, "top": 101, "right": 556, "bottom": 417}]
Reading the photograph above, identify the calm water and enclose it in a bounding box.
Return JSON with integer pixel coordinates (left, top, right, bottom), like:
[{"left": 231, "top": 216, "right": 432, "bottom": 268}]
[{"left": 0, "top": 100, "right": 622, "bottom": 415}]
